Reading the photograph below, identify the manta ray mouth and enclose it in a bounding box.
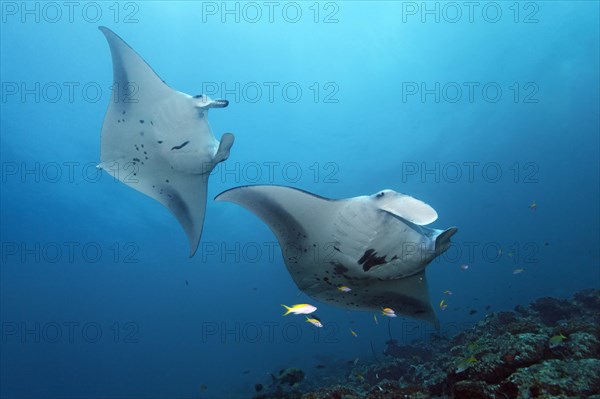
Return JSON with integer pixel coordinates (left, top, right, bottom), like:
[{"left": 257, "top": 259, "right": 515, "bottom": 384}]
[{"left": 210, "top": 99, "right": 229, "bottom": 108}]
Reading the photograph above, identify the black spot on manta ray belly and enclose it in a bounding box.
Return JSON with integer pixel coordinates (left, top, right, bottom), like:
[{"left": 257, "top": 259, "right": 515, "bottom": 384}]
[
  {"left": 358, "top": 249, "right": 387, "bottom": 272},
  {"left": 329, "top": 261, "right": 348, "bottom": 275},
  {"left": 171, "top": 141, "right": 190, "bottom": 151}
]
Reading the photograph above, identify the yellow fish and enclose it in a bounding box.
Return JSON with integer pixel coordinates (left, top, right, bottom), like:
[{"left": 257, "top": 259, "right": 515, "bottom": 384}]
[
  {"left": 455, "top": 355, "right": 477, "bottom": 373},
  {"left": 549, "top": 333, "right": 567, "bottom": 348},
  {"left": 282, "top": 303, "right": 317, "bottom": 315},
  {"left": 373, "top": 314, "right": 378, "bottom": 325},
  {"left": 382, "top": 307, "right": 396, "bottom": 317},
  {"left": 350, "top": 328, "right": 358, "bottom": 337},
  {"left": 512, "top": 268, "right": 525, "bottom": 275},
  {"left": 529, "top": 201, "right": 538, "bottom": 210},
  {"left": 439, "top": 299, "right": 448, "bottom": 310},
  {"left": 306, "top": 316, "right": 323, "bottom": 328},
  {"left": 443, "top": 290, "right": 453, "bottom": 296},
  {"left": 337, "top": 285, "right": 352, "bottom": 293}
]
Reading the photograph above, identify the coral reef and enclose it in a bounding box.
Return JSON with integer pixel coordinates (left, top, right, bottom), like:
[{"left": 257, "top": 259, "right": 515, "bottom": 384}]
[{"left": 253, "top": 288, "right": 600, "bottom": 398}]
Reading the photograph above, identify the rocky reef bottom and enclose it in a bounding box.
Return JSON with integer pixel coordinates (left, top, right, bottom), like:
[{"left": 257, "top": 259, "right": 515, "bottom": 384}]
[{"left": 254, "top": 288, "right": 600, "bottom": 399}]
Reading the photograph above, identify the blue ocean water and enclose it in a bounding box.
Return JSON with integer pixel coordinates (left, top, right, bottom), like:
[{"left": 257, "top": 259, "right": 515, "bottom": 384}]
[{"left": 0, "top": 2, "right": 598, "bottom": 398}]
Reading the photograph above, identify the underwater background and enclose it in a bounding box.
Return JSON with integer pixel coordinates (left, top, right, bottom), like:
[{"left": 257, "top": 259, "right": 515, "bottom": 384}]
[{"left": 1, "top": 1, "right": 598, "bottom": 398}]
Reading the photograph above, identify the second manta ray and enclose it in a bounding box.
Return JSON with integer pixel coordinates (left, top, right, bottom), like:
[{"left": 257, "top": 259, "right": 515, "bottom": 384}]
[
  {"left": 98, "top": 27, "right": 234, "bottom": 256},
  {"left": 216, "top": 186, "right": 458, "bottom": 325}
]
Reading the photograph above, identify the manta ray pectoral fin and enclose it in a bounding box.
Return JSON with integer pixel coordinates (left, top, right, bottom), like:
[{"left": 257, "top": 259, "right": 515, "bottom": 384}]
[
  {"left": 387, "top": 271, "right": 439, "bottom": 327},
  {"left": 215, "top": 185, "right": 339, "bottom": 243},
  {"left": 214, "top": 133, "right": 235, "bottom": 164},
  {"left": 98, "top": 26, "right": 172, "bottom": 102},
  {"left": 434, "top": 226, "right": 458, "bottom": 256},
  {"left": 169, "top": 175, "right": 209, "bottom": 258},
  {"left": 376, "top": 191, "right": 438, "bottom": 225}
]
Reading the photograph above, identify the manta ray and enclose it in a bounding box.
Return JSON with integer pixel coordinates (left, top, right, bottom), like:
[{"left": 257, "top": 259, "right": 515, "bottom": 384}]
[
  {"left": 216, "top": 185, "right": 458, "bottom": 325},
  {"left": 97, "top": 27, "right": 234, "bottom": 256}
]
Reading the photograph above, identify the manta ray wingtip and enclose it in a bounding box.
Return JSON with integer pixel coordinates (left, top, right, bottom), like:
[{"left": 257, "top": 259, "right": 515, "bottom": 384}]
[{"left": 188, "top": 237, "right": 201, "bottom": 258}]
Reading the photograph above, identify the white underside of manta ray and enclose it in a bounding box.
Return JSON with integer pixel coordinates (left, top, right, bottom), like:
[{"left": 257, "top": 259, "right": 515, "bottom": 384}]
[
  {"left": 97, "top": 26, "right": 234, "bottom": 257},
  {"left": 216, "top": 185, "right": 458, "bottom": 326}
]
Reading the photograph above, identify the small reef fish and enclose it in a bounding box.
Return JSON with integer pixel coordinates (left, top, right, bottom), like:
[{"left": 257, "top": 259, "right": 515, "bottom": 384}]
[
  {"left": 508, "top": 251, "right": 515, "bottom": 257},
  {"left": 549, "top": 333, "right": 567, "bottom": 348},
  {"left": 282, "top": 304, "right": 317, "bottom": 315},
  {"left": 350, "top": 328, "right": 358, "bottom": 337},
  {"left": 337, "top": 285, "right": 352, "bottom": 292},
  {"left": 513, "top": 268, "right": 525, "bottom": 275},
  {"left": 382, "top": 307, "right": 397, "bottom": 317},
  {"left": 460, "top": 264, "right": 469, "bottom": 271},
  {"left": 529, "top": 201, "right": 538, "bottom": 211},
  {"left": 455, "top": 355, "right": 478, "bottom": 373},
  {"left": 305, "top": 316, "right": 323, "bottom": 328},
  {"left": 373, "top": 314, "right": 378, "bottom": 324},
  {"left": 443, "top": 290, "right": 453, "bottom": 296},
  {"left": 439, "top": 299, "right": 448, "bottom": 311}
]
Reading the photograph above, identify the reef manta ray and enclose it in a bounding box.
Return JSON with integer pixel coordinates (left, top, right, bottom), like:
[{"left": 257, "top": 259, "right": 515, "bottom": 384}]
[
  {"left": 216, "top": 185, "right": 458, "bottom": 325},
  {"left": 97, "top": 26, "right": 234, "bottom": 256}
]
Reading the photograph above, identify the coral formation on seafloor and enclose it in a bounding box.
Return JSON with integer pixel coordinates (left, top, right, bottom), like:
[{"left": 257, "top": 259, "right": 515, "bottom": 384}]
[{"left": 253, "top": 288, "right": 600, "bottom": 399}]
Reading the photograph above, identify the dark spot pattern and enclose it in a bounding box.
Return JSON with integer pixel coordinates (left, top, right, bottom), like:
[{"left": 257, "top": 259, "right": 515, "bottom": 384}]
[
  {"left": 358, "top": 249, "right": 387, "bottom": 272},
  {"left": 330, "top": 261, "right": 349, "bottom": 275},
  {"left": 171, "top": 141, "right": 190, "bottom": 151}
]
